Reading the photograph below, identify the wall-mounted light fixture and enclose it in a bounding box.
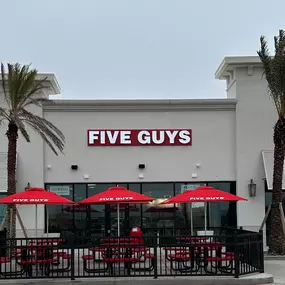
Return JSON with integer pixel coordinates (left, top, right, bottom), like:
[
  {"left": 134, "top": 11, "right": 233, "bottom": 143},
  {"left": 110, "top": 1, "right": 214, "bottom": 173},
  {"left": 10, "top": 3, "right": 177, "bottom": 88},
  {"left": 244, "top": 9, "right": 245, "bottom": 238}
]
[
  {"left": 25, "top": 182, "right": 30, "bottom": 191},
  {"left": 248, "top": 179, "right": 257, "bottom": 197}
]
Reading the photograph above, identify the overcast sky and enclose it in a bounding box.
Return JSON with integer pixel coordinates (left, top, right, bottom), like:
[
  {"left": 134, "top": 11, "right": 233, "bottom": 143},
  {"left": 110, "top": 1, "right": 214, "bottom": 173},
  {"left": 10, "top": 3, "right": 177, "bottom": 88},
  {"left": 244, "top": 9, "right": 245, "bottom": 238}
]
[{"left": 1, "top": 0, "right": 285, "bottom": 99}]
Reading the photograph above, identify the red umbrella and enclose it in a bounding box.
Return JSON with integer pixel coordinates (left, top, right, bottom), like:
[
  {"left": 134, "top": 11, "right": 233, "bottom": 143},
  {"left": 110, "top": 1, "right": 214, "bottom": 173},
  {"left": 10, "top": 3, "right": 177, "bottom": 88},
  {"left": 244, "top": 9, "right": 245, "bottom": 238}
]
[
  {"left": 0, "top": 187, "right": 75, "bottom": 236},
  {"left": 79, "top": 186, "right": 153, "bottom": 204},
  {"left": 0, "top": 187, "right": 75, "bottom": 204},
  {"left": 161, "top": 186, "right": 247, "bottom": 233},
  {"left": 161, "top": 186, "right": 247, "bottom": 204},
  {"left": 79, "top": 186, "right": 153, "bottom": 236}
]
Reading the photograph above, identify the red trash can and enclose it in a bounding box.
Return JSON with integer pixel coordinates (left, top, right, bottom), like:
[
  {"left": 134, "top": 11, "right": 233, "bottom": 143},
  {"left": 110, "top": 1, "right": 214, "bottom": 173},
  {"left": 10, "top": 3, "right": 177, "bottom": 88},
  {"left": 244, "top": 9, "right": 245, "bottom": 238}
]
[{"left": 129, "top": 226, "right": 143, "bottom": 244}]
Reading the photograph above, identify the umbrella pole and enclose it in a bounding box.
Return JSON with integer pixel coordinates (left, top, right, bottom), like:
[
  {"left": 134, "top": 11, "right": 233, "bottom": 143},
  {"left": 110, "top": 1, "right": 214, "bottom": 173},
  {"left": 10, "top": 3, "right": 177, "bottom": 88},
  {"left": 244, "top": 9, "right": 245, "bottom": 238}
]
[
  {"left": 46, "top": 207, "right": 49, "bottom": 238},
  {"left": 9, "top": 208, "right": 13, "bottom": 239},
  {"left": 190, "top": 203, "right": 193, "bottom": 235},
  {"left": 35, "top": 205, "right": 38, "bottom": 238},
  {"left": 204, "top": 202, "right": 207, "bottom": 234},
  {"left": 117, "top": 203, "right": 120, "bottom": 237}
]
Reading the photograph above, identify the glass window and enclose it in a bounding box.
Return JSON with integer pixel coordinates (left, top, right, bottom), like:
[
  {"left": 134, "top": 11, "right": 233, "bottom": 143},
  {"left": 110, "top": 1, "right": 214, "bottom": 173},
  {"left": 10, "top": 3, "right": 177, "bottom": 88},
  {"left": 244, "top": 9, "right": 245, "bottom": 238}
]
[
  {"left": 207, "top": 182, "right": 233, "bottom": 228},
  {"left": 142, "top": 183, "right": 175, "bottom": 231},
  {"left": 0, "top": 194, "right": 7, "bottom": 225},
  {"left": 73, "top": 184, "right": 87, "bottom": 231},
  {"left": 127, "top": 184, "right": 141, "bottom": 231},
  {"left": 174, "top": 183, "right": 207, "bottom": 231},
  {"left": 45, "top": 184, "right": 73, "bottom": 233},
  {"left": 88, "top": 184, "right": 115, "bottom": 236},
  {"left": 128, "top": 184, "right": 140, "bottom": 193}
]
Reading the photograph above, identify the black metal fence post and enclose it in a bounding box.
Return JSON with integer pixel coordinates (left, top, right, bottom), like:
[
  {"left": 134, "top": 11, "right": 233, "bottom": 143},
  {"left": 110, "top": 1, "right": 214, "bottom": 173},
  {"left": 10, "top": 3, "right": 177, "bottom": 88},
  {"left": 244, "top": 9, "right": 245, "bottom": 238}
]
[
  {"left": 0, "top": 228, "right": 7, "bottom": 257},
  {"left": 153, "top": 232, "right": 158, "bottom": 279},
  {"left": 70, "top": 233, "right": 75, "bottom": 281},
  {"left": 259, "top": 230, "right": 265, "bottom": 273},
  {"left": 233, "top": 231, "right": 240, "bottom": 278}
]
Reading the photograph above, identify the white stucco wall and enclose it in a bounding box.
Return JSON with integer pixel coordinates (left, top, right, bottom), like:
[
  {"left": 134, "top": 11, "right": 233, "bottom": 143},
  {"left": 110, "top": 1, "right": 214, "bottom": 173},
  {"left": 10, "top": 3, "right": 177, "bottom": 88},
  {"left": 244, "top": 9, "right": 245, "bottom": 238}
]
[
  {"left": 233, "top": 66, "right": 275, "bottom": 232},
  {"left": 43, "top": 107, "right": 236, "bottom": 184}
]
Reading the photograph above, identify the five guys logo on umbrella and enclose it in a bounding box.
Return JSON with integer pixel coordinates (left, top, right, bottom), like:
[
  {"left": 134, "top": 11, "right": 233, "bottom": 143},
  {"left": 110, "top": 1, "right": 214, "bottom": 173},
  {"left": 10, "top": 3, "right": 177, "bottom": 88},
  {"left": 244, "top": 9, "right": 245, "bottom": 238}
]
[
  {"left": 99, "top": 197, "right": 134, "bottom": 201},
  {"left": 87, "top": 129, "right": 192, "bottom": 146},
  {"left": 189, "top": 197, "right": 225, "bottom": 201},
  {"left": 13, "top": 198, "right": 49, "bottom": 202}
]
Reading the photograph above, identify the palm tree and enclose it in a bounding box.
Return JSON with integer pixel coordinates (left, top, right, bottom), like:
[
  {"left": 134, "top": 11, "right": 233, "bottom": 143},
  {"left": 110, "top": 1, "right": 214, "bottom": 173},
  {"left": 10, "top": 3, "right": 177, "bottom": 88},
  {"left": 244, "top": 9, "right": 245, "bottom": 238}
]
[
  {"left": 258, "top": 29, "right": 285, "bottom": 254},
  {"left": 0, "top": 63, "right": 65, "bottom": 240}
]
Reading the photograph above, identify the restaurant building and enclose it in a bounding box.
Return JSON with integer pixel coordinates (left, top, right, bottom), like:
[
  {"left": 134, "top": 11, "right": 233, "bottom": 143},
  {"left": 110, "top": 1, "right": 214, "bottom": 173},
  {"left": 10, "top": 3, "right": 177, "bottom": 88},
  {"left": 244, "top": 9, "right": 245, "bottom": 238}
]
[{"left": 0, "top": 56, "right": 280, "bottom": 246}]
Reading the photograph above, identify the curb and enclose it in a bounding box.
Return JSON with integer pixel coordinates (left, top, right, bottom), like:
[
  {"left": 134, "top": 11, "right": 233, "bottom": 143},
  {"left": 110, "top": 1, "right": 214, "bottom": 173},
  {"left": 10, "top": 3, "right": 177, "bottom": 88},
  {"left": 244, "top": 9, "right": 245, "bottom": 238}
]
[
  {"left": 0, "top": 273, "right": 274, "bottom": 285},
  {"left": 264, "top": 254, "right": 285, "bottom": 260}
]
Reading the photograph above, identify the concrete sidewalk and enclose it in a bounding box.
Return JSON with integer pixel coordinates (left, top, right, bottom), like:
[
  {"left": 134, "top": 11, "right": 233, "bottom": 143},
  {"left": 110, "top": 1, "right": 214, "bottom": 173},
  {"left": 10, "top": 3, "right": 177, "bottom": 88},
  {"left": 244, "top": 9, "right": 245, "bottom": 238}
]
[
  {"left": 0, "top": 273, "right": 274, "bottom": 285},
  {"left": 265, "top": 259, "right": 285, "bottom": 284},
  {"left": 0, "top": 258, "right": 279, "bottom": 285}
]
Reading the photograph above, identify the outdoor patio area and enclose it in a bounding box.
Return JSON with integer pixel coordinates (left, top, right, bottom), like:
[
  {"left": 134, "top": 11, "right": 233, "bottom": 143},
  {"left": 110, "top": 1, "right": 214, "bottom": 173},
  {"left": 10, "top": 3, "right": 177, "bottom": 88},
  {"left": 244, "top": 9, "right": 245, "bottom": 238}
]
[{"left": 0, "top": 227, "right": 264, "bottom": 280}]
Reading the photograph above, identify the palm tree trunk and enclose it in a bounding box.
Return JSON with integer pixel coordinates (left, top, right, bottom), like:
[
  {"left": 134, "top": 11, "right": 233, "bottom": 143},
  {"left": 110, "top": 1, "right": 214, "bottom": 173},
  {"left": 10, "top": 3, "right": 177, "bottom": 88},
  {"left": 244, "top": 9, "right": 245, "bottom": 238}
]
[
  {"left": 268, "top": 140, "right": 285, "bottom": 254},
  {"left": 6, "top": 123, "right": 18, "bottom": 242}
]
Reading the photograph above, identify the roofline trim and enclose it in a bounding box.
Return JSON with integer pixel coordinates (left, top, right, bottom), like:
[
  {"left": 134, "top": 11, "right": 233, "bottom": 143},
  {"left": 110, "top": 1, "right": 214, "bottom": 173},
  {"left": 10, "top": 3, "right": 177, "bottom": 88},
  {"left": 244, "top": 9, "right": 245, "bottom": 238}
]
[
  {"left": 43, "top": 99, "right": 237, "bottom": 112},
  {"left": 215, "top": 56, "right": 262, "bottom": 80}
]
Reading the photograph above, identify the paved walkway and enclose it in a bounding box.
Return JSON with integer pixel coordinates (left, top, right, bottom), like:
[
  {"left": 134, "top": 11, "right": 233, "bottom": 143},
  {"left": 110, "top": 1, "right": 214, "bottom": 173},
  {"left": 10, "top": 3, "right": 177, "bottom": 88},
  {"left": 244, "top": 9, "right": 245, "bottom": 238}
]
[
  {"left": 265, "top": 259, "right": 285, "bottom": 284},
  {"left": 0, "top": 260, "right": 279, "bottom": 284}
]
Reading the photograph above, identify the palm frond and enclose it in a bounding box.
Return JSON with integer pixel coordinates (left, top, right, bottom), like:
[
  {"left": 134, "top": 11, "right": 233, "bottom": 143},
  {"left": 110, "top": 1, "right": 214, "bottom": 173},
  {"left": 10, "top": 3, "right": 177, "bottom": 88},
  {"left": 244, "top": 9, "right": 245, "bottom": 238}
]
[
  {"left": 12, "top": 116, "right": 30, "bottom": 142},
  {"left": 0, "top": 107, "right": 9, "bottom": 120},
  {"left": 257, "top": 30, "right": 285, "bottom": 117},
  {"left": 1, "top": 63, "right": 10, "bottom": 107},
  {"left": 20, "top": 109, "right": 64, "bottom": 141},
  {"left": 17, "top": 76, "right": 48, "bottom": 110},
  {"left": 20, "top": 109, "right": 65, "bottom": 154},
  {"left": 1, "top": 63, "right": 48, "bottom": 111},
  {"left": 0, "top": 62, "right": 65, "bottom": 155},
  {"left": 23, "top": 120, "right": 61, "bottom": 155}
]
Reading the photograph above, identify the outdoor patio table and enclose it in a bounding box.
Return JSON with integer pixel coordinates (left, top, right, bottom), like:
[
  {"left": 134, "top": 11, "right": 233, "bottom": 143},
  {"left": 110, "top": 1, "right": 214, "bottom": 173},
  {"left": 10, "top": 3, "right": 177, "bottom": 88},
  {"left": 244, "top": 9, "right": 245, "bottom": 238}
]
[
  {"left": 99, "top": 243, "right": 151, "bottom": 275},
  {"left": 102, "top": 237, "right": 138, "bottom": 243},
  {"left": 165, "top": 241, "right": 223, "bottom": 273},
  {"left": 165, "top": 245, "right": 198, "bottom": 273},
  {"left": 0, "top": 253, "right": 28, "bottom": 277},
  {"left": 186, "top": 241, "right": 223, "bottom": 255},
  {"left": 185, "top": 241, "right": 224, "bottom": 272},
  {"left": 15, "top": 246, "right": 57, "bottom": 276},
  {"left": 28, "top": 239, "right": 64, "bottom": 245},
  {"left": 17, "top": 243, "right": 71, "bottom": 276},
  {"left": 176, "top": 237, "right": 207, "bottom": 242},
  {"left": 99, "top": 243, "right": 146, "bottom": 260},
  {"left": 202, "top": 246, "right": 238, "bottom": 274}
]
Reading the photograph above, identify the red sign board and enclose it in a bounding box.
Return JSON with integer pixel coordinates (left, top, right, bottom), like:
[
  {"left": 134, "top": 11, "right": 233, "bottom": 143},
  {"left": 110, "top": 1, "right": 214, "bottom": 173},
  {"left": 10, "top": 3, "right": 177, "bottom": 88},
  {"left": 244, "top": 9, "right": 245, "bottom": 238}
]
[{"left": 87, "top": 129, "right": 192, "bottom": 146}]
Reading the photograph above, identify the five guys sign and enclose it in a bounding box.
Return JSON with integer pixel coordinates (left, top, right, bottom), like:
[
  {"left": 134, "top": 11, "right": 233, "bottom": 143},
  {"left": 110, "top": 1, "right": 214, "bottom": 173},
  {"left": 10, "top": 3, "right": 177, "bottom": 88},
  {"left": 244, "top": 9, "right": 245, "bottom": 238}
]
[{"left": 87, "top": 129, "right": 192, "bottom": 146}]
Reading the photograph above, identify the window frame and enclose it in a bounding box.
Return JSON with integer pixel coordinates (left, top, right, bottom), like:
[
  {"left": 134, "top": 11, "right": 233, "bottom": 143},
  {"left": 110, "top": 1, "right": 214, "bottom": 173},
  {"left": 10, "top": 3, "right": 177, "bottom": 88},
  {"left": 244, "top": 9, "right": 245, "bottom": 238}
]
[{"left": 44, "top": 181, "right": 237, "bottom": 233}]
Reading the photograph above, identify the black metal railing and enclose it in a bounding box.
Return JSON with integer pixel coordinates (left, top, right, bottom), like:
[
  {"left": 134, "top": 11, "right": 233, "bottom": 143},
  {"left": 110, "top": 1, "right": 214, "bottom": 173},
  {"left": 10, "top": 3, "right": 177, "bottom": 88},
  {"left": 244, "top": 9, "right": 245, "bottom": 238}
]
[{"left": 0, "top": 230, "right": 264, "bottom": 280}]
